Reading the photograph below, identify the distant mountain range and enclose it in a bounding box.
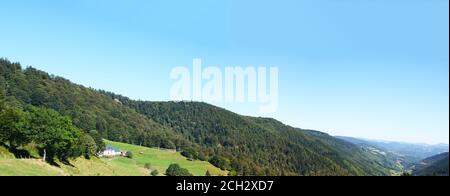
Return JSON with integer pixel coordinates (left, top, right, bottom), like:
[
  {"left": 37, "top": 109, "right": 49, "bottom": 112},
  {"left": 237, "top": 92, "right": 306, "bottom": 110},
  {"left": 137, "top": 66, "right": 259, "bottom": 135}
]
[
  {"left": 337, "top": 136, "right": 449, "bottom": 176},
  {"left": 336, "top": 136, "right": 449, "bottom": 161},
  {"left": 1, "top": 58, "right": 447, "bottom": 176}
]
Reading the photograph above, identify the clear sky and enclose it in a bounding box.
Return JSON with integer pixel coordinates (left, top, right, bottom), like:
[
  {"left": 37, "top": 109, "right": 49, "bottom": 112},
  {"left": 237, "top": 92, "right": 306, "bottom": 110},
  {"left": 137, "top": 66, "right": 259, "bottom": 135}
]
[{"left": 1, "top": 0, "right": 448, "bottom": 144}]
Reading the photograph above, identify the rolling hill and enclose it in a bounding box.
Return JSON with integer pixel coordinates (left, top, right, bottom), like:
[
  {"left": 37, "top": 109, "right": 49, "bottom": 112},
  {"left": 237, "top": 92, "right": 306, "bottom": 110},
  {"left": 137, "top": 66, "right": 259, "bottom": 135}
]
[{"left": 1, "top": 58, "right": 400, "bottom": 176}]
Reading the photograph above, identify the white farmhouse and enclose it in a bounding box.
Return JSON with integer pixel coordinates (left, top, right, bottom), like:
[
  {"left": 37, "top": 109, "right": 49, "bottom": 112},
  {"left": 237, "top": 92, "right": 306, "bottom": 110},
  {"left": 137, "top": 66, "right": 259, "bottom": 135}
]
[{"left": 100, "top": 146, "right": 123, "bottom": 157}]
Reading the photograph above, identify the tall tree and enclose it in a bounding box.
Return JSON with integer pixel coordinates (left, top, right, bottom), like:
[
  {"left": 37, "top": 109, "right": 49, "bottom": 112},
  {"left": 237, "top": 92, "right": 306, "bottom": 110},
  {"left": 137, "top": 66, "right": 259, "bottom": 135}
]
[
  {"left": 26, "top": 107, "right": 81, "bottom": 161},
  {"left": 88, "top": 130, "right": 106, "bottom": 152},
  {"left": 77, "top": 133, "right": 97, "bottom": 159},
  {"left": 0, "top": 101, "right": 29, "bottom": 148},
  {"left": 166, "top": 164, "right": 193, "bottom": 176}
]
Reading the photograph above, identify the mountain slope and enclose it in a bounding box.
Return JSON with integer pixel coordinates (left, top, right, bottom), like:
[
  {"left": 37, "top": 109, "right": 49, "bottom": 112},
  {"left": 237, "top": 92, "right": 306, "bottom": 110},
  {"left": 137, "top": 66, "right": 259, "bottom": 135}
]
[
  {"left": 411, "top": 153, "right": 449, "bottom": 176},
  {"left": 1, "top": 58, "right": 392, "bottom": 176},
  {"left": 0, "top": 58, "right": 189, "bottom": 149},
  {"left": 106, "top": 99, "right": 395, "bottom": 175}
]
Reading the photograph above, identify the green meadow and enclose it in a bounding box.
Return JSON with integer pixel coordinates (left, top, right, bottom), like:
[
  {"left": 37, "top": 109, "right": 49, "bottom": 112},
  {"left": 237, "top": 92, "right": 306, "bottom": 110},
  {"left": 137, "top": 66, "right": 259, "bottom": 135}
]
[{"left": 102, "top": 140, "right": 227, "bottom": 176}]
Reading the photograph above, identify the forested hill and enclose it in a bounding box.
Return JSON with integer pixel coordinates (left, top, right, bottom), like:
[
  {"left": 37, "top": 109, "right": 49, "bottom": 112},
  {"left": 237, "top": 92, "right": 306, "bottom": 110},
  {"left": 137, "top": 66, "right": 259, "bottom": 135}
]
[
  {"left": 411, "top": 153, "right": 449, "bottom": 176},
  {"left": 101, "top": 99, "right": 396, "bottom": 175},
  {"left": 0, "top": 59, "right": 190, "bottom": 149},
  {"left": 1, "top": 58, "right": 393, "bottom": 176}
]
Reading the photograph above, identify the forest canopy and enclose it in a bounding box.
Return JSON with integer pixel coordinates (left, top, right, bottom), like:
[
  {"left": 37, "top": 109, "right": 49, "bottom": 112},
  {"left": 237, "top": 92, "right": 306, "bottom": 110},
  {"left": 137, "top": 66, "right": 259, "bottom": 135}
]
[{"left": 0, "top": 100, "right": 103, "bottom": 161}]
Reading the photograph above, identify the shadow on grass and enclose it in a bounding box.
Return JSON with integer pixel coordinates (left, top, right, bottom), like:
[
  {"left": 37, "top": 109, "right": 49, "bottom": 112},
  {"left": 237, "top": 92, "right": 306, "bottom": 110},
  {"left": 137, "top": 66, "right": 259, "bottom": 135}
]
[
  {"left": 2, "top": 143, "right": 77, "bottom": 168},
  {"left": 1, "top": 143, "right": 37, "bottom": 159},
  {"left": 9, "top": 148, "right": 34, "bottom": 159},
  {"left": 60, "top": 159, "right": 75, "bottom": 167}
]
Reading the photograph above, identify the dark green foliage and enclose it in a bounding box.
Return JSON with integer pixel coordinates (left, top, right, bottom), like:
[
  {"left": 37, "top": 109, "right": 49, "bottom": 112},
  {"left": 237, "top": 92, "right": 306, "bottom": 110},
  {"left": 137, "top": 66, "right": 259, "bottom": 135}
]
[
  {"left": 25, "top": 106, "right": 82, "bottom": 161},
  {"left": 0, "top": 99, "right": 84, "bottom": 162},
  {"left": 180, "top": 147, "right": 198, "bottom": 160},
  {"left": 88, "top": 130, "right": 106, "bottom": 152},
  {"left": 77, "top": 133, "right": 97, "bottom": 159},
  {"left": 0, "top": 101, "right": 29, "bottom": 148},
  {"left": 209, "top": 156, "right": 231, "bottom": 171},
  {"left": 151, "top": 170, "right": 159, "bottom": 176},
  {"left": 125, "top": 151, "right": 133, "bottom": 159},
  {"left": 166, "top": 164, "right": 193, "bottom": 176},
  {"left": 197, "top": 151, "right": 207, "bottom": 161},
  {"left": 228, "top": 170, "right": 237, "bottom": 176}
]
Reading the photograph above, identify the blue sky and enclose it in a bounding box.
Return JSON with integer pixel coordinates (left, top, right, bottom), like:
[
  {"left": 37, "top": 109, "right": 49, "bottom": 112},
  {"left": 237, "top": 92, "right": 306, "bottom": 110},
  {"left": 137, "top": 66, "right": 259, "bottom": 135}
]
[{"left": 0, "top": 0, "right": 448, "bottom": 144}]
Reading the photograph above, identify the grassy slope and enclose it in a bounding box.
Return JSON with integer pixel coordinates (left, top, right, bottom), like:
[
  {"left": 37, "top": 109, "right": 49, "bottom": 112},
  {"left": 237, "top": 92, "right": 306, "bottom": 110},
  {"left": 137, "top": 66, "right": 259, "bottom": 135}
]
[
  {"left": 103, "top": 140, "right": 227, "bottom": 176},
  {"left": 0, "top": 146, "right": 64, "bottom": 176},
  {"left": 0, "top": 159, "right": 65, "bottom": 176},
  {"left": 0, "top": 141, "right": 227, "bottom": 176}
]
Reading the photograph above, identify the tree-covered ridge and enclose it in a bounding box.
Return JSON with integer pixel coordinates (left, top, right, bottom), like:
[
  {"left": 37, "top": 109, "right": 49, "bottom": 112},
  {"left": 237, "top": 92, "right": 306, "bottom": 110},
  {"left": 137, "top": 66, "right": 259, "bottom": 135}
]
[
  {"left": 0, "top": 59, "right": 190, "bottom": 150},
  {"left": 1, "top": 58, "right": 391, "bottom": 176},
  {"left": 107, "top": 98, "right": 393, "bottom": 175}
]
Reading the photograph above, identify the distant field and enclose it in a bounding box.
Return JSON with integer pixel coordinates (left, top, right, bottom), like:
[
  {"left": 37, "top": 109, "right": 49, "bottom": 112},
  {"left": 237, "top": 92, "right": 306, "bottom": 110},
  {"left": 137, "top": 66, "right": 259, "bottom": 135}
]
[{"left": 0, "top": 141, "right": 227, "bottom": 176}]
